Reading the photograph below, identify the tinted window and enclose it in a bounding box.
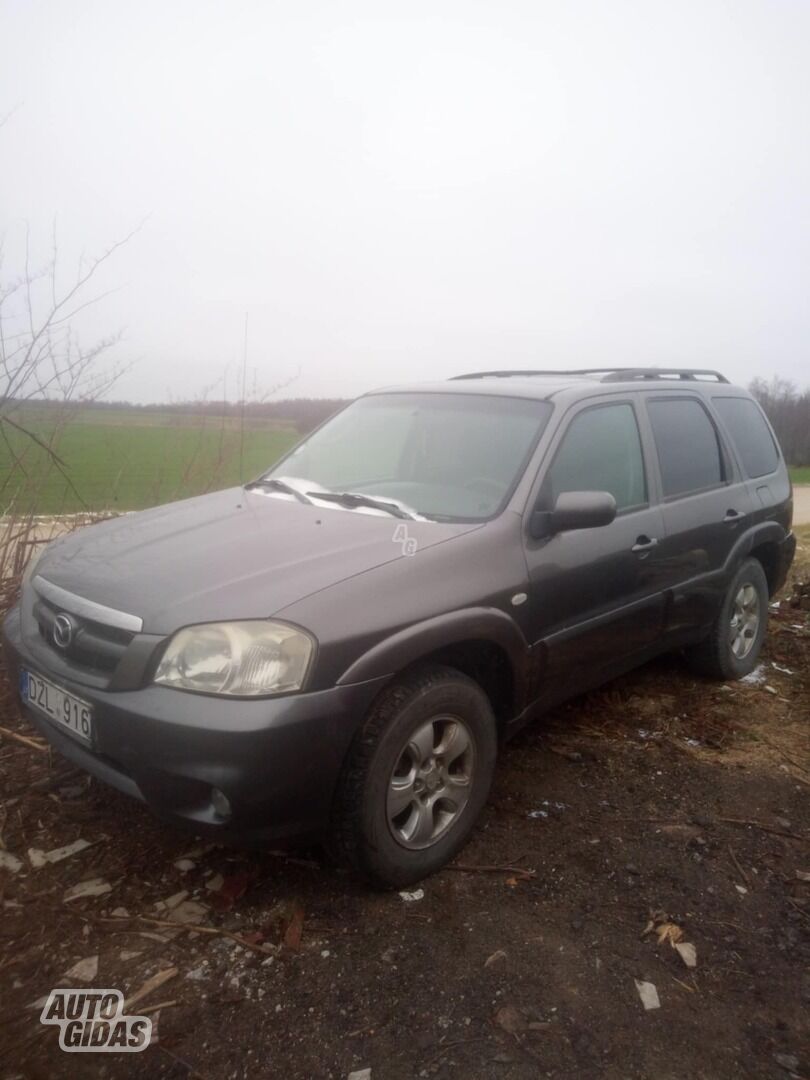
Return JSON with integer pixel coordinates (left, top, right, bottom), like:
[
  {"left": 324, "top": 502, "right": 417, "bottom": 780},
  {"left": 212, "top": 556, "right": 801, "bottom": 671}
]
[
  {"left": 546, "top": 403, "right": 646, "bottom": 511},
  {"left": 714, "top": 397, "right": 779, "bottom": 478},
  {"left": 647, "top": 398, "right": 723, "bottom": 497}
]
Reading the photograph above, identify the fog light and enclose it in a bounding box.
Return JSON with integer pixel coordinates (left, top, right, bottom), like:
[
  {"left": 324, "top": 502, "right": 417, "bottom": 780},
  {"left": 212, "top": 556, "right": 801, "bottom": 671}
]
[{"left": 211, "top": 787, "right": 232, "bottom": 820}]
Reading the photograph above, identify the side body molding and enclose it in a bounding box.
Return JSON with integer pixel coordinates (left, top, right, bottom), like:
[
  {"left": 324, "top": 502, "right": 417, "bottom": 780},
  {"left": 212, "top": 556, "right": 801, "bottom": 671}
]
[{"left": 336, "top": 606, "right": 530, "bottom": 690}]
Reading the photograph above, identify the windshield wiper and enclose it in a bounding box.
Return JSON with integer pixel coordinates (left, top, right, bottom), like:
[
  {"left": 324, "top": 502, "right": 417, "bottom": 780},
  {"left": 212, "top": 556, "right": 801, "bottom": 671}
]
[
  {"left": 305, "top": 491, "right": 415, "bottom": 519},
  {"left": 246, "top": 478, "right": 314, "bottom": 505}
]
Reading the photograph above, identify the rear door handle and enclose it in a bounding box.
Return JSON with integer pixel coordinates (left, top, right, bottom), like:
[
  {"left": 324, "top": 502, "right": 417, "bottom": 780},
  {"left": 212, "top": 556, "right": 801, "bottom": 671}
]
[
  {"left": 631, "top": 536, "right": 659, "bottom": 555},
  {"left": 723, "top": 509, "right": 743, "bottom": 523}
]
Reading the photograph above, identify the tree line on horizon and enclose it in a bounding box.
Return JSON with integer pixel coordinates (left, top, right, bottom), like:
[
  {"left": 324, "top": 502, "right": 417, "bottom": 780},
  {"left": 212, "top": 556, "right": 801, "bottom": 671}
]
[
  {"left": 749, "top": 377, "right": 810, "bottom": 467},
  {"left": 12, "top": 396, "right": 351, "bottom": 434}
]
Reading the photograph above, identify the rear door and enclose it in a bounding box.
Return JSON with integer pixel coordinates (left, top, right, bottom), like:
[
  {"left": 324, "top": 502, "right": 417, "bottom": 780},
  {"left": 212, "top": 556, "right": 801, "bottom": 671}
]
[
  {"left": 641, "top": 393, "right": 755, "bottom": 634},
  {"left": 523, "top": 397, "right": 666, "bottom": 685}
]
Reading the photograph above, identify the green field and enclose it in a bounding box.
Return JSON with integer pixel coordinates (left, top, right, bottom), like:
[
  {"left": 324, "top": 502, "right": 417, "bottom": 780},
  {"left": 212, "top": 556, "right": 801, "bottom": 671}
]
[
  {"left": 790, "top": 466, "right": 810, "bottom": 485},
  {"left": 1, "top": 407, "right": 300, "bottom": 514}
]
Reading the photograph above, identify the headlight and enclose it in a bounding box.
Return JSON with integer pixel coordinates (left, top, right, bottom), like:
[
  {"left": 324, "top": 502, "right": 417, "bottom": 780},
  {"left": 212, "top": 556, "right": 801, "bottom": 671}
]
[{"left": 153, "top": 621, "right": 314, "bottom": 697}]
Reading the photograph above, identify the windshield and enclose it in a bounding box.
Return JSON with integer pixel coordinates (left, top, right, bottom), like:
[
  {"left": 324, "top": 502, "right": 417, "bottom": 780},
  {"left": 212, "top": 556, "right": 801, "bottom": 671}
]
[{"left": 262, "top": 392, "right": 553, "bottom": 522}]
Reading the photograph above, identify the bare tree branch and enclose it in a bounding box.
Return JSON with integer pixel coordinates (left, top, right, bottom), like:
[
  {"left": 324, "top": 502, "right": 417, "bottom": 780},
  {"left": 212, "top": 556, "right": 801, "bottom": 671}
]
[{"left": 1, "top": 210, "right": 140, "bottom": 510}]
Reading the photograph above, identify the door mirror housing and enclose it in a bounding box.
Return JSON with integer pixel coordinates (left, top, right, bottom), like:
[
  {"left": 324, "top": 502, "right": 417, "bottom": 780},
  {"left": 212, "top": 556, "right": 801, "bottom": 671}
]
[{"left": 530, "top": 490, "right": 617, "bottom": 539}]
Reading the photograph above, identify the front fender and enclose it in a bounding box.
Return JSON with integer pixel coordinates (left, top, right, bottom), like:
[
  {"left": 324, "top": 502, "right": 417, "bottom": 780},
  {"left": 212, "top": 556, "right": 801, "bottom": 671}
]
[{"left": 336, "top": 606, "right": 530, "bottom": 688}]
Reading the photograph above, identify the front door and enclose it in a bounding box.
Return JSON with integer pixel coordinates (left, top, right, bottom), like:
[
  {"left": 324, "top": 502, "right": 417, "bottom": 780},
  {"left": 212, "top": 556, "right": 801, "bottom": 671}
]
[{"left": 523, "top": 399, "right": 666, "bottom": 694}]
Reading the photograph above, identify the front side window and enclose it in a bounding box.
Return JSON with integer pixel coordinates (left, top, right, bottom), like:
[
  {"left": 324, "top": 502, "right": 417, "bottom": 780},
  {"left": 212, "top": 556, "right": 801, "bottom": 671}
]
[
  {"left": 647, "top": 398, "right": 724, "bottom": 498},
  {"left": 544, "top": 403, "right": 647, "bottom": 512},
  {"left": 264, "top": 393, "right": 553, "bottom": 522},
  {"left": 713, "top": 397, "right": 779, "bottom": 478}
]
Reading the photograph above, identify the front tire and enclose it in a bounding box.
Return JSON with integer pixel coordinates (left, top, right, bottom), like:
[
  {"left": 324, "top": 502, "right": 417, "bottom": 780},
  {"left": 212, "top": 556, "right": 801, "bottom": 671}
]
[
  {"left": 331, "top": 665, "right": 497, "bottom": 888},
  {"left": 684, "top": 557, "right": 769, "bottom": 680}
]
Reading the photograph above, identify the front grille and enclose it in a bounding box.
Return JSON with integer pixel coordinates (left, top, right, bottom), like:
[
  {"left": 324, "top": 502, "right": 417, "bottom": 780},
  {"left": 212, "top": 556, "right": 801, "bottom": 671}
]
[{"left": 33, "top": 594, "right": 136, "bottom": 676}]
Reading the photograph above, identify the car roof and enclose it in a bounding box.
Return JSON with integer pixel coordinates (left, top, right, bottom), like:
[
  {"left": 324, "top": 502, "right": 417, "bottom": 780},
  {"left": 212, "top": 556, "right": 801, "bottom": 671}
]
[
  {"left": 368, "top": 376, "right": 588, "bottom": 401},
  {"left": 367, "top": 369, "right": 747, "bottom": 404}
]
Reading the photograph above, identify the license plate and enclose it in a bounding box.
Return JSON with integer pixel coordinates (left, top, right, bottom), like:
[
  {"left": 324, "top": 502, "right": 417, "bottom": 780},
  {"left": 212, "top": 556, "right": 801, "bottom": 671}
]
[{"left": 20, "top": 669, "right": 94, "bottom": 746}]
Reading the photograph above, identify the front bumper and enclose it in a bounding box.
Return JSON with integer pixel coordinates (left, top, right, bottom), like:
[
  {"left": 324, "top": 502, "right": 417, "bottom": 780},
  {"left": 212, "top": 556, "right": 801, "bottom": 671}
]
[{"left": 2, "top": 605, "right": 389, "bottom": 843}]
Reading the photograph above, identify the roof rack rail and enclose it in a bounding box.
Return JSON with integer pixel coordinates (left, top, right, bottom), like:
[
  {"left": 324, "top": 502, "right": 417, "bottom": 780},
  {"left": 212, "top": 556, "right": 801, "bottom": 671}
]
[
  {"left": 451, "top": 367, "right": 729, "bottom": 384},
  {"left": 451, "top": 370, "right": 552, "bottom": 380},
  {"left": 599, "top": 368, "right": 729, "bottom": 383}
]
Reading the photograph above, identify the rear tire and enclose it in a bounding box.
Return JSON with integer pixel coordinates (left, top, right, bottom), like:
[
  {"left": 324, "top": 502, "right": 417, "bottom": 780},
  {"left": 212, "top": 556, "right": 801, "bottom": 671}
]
[
  {"left": 684, "top": 557, "right": 768, "bottom": 680},
  {"left": 331, "top": 665, "right": 497, "bottom": 888}
]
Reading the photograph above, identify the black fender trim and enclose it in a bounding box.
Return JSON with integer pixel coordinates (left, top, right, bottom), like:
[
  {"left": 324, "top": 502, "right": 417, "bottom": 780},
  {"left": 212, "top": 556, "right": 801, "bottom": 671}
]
[
  {"left": 668, "top": 521, "right": 790, "bottom": 604},
  {"left": 726, "top": 521, "right": 787, "bottom": 570},
  {"left": 336, "top": 606, "right": 530, "bottom": 696}
]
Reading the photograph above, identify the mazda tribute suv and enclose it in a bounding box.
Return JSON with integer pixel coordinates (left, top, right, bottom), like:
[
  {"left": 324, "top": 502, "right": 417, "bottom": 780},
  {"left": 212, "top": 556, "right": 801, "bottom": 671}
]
[{"left": 2, "top": 368, "right": 796, "bottom": 886}]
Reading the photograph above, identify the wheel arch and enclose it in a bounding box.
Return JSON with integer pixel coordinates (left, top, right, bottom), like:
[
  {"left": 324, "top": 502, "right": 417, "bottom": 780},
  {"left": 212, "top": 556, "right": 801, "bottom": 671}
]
[
  {"left": 336, "top": 607, "right": 529, "bottom": 726},
  {"left": 748, "top": 539, "right": 782, "bottom": 597},
  {"left": 725, "top": 522, "right": 788, "bottom": 598}
]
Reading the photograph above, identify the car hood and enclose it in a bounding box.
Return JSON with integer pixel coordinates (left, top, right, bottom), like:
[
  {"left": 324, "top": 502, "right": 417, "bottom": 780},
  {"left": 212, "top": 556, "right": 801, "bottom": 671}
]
[{"left": 35, "top": 487, "right": 481, "bottom": 634}]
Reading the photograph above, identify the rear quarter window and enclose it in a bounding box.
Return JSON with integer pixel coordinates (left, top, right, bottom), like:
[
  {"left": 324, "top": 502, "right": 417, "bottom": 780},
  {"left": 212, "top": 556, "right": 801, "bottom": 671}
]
[{"left": 713, "top": 397, "right": 780, "bottom": 478}]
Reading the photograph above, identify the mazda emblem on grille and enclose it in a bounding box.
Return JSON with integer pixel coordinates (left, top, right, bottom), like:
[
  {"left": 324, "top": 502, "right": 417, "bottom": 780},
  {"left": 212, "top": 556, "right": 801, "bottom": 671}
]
[{"left": 52, "top": 613, "right": 75, "bottom": 649}]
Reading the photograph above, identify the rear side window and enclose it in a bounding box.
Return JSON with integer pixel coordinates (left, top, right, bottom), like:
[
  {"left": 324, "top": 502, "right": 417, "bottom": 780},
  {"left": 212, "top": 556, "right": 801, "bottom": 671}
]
[
  {"left": 546, "top": 403, "right": 647, "bottom": 511},
  {"left": 713, "top": 397, "right": 779, "bottom": 478},
  {"left": 647, "top": 398, "right": 724, "bottom": 498}
]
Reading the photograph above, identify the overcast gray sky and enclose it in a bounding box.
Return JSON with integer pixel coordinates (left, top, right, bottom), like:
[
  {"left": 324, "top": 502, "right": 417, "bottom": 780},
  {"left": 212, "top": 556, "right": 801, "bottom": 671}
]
[{"left": 1, "top": 0, "right": 808, "bottom": 402}]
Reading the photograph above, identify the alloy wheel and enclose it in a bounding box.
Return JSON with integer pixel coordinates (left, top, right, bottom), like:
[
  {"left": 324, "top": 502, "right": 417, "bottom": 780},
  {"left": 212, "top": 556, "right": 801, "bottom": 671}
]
[
  {"left": 730, "top": 583, "right": 760, "bottom": 659},
  {"left": 386, "top": 715, "right": 475, "bottom": 850}
]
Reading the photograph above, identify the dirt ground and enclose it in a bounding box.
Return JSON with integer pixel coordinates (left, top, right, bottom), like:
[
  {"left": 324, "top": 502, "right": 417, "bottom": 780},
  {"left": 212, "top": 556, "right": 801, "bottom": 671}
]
[{"left": 1, "top": 535, "right": 808, "bottom": 1080}]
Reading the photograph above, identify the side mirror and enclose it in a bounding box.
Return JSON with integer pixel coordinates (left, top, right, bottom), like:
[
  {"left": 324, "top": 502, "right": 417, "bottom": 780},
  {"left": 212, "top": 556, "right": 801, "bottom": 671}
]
[{"left": 530, "top": 490, "right": 617, "bottom": 539}]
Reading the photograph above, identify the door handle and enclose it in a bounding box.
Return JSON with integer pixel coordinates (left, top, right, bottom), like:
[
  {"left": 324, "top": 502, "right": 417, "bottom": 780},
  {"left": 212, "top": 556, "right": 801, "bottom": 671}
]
[
  {"left": 631, "top": 536, "right": 659, "bottom": 555},
  {"left": 723, "top": 509, "right": 742, "bottom": 522}
]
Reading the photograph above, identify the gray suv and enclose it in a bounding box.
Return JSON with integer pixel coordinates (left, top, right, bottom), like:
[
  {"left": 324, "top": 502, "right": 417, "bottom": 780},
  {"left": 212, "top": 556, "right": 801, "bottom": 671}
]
[{"left": 2, "top": 368, "right": 796, "bottom": 886}]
